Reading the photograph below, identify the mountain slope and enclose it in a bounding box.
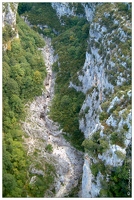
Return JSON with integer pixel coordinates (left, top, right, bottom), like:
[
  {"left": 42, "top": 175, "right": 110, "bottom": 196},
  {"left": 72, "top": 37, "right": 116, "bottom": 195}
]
[{"left": 3, "top": 2, "right": 132, "bottom": 198}]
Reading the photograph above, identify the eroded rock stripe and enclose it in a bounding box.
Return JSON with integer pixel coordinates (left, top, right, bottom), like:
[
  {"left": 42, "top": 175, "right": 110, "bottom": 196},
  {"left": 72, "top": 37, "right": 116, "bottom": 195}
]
[{"left": 22, "top": 37, "right": 84, "bottom": 197}]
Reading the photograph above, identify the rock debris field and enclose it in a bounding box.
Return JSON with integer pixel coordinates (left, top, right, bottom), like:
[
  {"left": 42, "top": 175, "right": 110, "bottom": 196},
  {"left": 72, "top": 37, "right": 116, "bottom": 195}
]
[{"left": 22, "top": 37, "right": 84, "bottom": 197}]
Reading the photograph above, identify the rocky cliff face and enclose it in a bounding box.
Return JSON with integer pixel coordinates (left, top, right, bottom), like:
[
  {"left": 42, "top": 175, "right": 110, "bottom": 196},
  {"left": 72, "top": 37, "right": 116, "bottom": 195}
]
[
  {"left": 52, "top": 1, "right": 132, "bottom": 198},
  {"left": 68, "top": 2, "right": 131, "bottom": 197},
  {"left": 2, "top": 2, "right": 18, "bottom": 28},
  {"left": 2, "top": 2, "right": 19, "bottom": 50},
  {"left": 51, "top": 2, "right": 75, "bottom": 18},
  {"left": 3, "top": 2, "right": 131, "bottom": 197},
  {"left": 51, "top": 2, "right": 97, "bottom": 22}
]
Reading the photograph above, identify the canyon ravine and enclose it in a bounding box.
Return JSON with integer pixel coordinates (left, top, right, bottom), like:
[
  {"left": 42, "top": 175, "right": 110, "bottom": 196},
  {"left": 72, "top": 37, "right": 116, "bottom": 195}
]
[{"left": 22, "top": 37, "right": 84, "bottom": 198}]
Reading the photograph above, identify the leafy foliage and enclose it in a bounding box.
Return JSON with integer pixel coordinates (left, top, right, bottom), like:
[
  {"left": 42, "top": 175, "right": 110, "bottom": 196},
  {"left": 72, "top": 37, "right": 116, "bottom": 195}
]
[
  {"left": 26, "top": 162, "right": 55, "bottom": 197},
  {"left": 99, "top": 147, "right": 131, "bottom": 197},
  {"left": 110, "top": 130, "right": 125, "bottom": 148},
  {"left": 88, "top": 3, "right": 132, "bottom": 198},
  {"left": 2, "top": 16, "right": 48, "bottom": 197},
  {"left": 17, "top": 2, "right": 33, "bottom": 15},
  {"left": 45, "top": 144, "right": 53, "bottom": 153},
  {"left": 3, "top": 2, "right": 132, "bottom": 198},
  {"left": 82, "top": 131, "right": 109, "bottom": 157},
  {"left": 3, "top": 24, "right": 16, "bottom": 43},
  {"left": 49, "top": 17, "right": 89, "bottom": 150},
  {"left": 18, "top": 3, "right": 61, "bottom": 34},
  {"left": 17, "top": 3, "right": 89, "bottom": 150}
]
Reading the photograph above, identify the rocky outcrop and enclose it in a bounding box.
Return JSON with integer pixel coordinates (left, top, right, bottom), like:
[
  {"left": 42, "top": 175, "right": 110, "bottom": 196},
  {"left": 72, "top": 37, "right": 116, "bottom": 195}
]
[
  {"left": 69, "top": 2, "right": 131, "bottom": 197},
  {"left": 22, "top": 37, "right": 84, "bottom": 197},
  {"left": 2, "top": 2, "right": 18, "bottom": 28},
  {"left": 51, "top": 2, "right": 75, "bottom": 18},
  {"left": 4, "top": 2, "right": 131, "bottom": 197},
  {"left": 51, "top": 2, "right": 97, "bottom": 22},
  {"left": 82, "top": 3, "right": 98, "bottom": 22},
  {"left": 2, "top": 2, "right": 19, "bottom": 50}
]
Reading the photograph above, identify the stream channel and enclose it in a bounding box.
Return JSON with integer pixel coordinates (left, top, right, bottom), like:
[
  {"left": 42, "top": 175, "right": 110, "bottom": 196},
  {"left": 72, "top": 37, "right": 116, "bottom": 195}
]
[{"left": 22, "top": 37, "right": 84, "bottom": 197}]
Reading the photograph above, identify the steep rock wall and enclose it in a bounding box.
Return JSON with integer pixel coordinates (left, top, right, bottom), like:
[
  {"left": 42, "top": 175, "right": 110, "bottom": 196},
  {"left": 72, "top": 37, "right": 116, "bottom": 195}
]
[
  {"left": 2, "top": 2, "right": 19, "bottom": 50},
  {"left": 3, "top": 2, "right": 131, "bottom": 197},
  {"left": 69, "top": 2, "right": 131, "bottom": 197},
  {"left": 51, "top": 2, "right": 75, "bottom": 18},
  {"left": 51, "top": 2, "right": 97, "bottom": 21},
  {"left": 2, "top": 2, "right": 18, "bottom": 28}
]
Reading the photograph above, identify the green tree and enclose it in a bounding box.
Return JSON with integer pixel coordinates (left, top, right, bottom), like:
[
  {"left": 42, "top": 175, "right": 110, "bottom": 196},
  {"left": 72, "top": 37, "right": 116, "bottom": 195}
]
[
  {"left": 60, "top": 95, "right": 71, "bottom": 107},
  {"left": 10, "top": 94, "right": 24, "bottom": 115},
  {"left": 3, "top": 173, "right": 17, "bottom": 197},
  {"left": 45, "top": 144, "right": 53, "bottom": 153},
  {"left": 3, "top": 144, "right": 12, "bottom": 172},
  {"left": 82, "top": 139, "right": 98, "bottom": 155},
  {"left": 4, "top": 78, "right": 19, "bottom": 97},
  {"left": 11, "top": 64, "right": 25, "bottom": 86},
  {"left": 11, "top": 38, "right": 22, "bottom": 54},
  {"left": 33, "top": 70, "right": 42, "bottom": 84},
  {"left": 99, "top": 139, "right": 109, "bottom": 153},
  {"left": 3, "top": 62, "right": 10, "bottom": 86}
]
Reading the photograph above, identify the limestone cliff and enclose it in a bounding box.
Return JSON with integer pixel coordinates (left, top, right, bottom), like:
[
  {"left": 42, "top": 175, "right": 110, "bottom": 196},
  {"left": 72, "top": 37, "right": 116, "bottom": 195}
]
[
  {"left": 3, "top": 2, "right": 131, "bottom": 198},
  {"left": 19, "top": 2, "right": 132, "bottom": 197},
  {"left": 2, "top": 2, "right": 19, "bottom": 50},
  {"left": 2, "top": 2, "right": 18, "bottom": 27},
  {"left": 68, "top": 2, "right": 131, "bottom": 197}
]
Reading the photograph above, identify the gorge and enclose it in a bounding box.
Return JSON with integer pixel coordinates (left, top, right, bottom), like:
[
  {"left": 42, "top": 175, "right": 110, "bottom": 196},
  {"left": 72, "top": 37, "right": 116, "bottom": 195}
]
[{"left": 2, "top": 2, "right": 132, "bottom": 198}]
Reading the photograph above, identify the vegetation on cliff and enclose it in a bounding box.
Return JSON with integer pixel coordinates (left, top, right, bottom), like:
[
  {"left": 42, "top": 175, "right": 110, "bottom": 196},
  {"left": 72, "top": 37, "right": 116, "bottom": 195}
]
[
  {"left": 82, "top": 2, "right": 131, "bottom": 197},
  {"left": 2, "top": 15, "right": 56, "bottom": 197},
  {"left": 3, "top": 2, "right": 132, "bottom": 198},
  {"left": 19, "top": 3, "right": 89, "bottom": 150}
]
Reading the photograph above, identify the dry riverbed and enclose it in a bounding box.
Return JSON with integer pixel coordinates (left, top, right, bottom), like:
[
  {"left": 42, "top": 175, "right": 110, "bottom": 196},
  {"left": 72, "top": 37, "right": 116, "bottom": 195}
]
[{"left": 22, "top": 37, "right": 84, "bottom": 197}]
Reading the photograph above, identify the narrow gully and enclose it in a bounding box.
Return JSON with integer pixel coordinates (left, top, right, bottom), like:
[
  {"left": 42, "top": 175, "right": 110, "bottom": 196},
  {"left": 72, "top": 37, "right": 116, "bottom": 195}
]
[{"left": 22, "top": 37, "right": 84, "bottom": 197}]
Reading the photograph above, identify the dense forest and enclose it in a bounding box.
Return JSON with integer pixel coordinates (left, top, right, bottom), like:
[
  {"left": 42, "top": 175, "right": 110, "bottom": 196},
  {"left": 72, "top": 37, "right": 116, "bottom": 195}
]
[
  {"left": 2, "top": 14, "right": 54, "bottom": 197},
  {"left": 3, "top": 2, "right": 131, "bottom": 198}
]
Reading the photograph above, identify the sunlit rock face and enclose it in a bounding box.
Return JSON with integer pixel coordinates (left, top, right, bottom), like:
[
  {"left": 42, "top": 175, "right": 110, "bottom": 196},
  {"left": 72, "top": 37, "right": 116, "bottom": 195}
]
[
  {"left": 51, "top": 2, "right": 75, "bottom": 18},
  {"left": 51, "top": 2, "right": 97, "bottom": 21},
  {"left": 3, "top": 2, "right": 131, "bottom": 197},
  {"left": 2, "top": 2, "right": 18, "bottom": 28},
  {"left": 67, "top": 2, "right": 131, "bottom": 197}
]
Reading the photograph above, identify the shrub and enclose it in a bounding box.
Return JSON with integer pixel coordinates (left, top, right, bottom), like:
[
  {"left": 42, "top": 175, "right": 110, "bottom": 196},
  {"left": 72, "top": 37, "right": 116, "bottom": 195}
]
[
  {"left": 52, "top": 61, "right": 59, "bottom": 72},
  {"left": 3, "top": 24, "right": 16, "bottom": 43},
  {"left": 115, "top": 150, "right": 125, "bottom": 159},
  {"left": 123, "top": 123, "right": 129, "bottom": 131},
  {"left": 101, "top": 101, "right": 110, "bottom": 112},
  {"left": 84, "top": 106, "right": 90, "bottom": 114},
  {"left": 99, "top": 139, "right": 109, "bottom": 154},
  {"left": 90, "top": 163, "right": 99, "bottom": 177},
  {"left": 82, "top": 139, "right": 98, "bottom": 156},
  {"left": 117, "top": 3, "right": 128, "bottom": 12},
  {"left": 99, "top": 111, "right": 108, "bottom": 121},
  {"left": 100, "top": 189, "right": 108, "bottom": 197},
  {"left": 110, "top": 131, "right": 125, "bottom": 148},
  {"left": 45, "top": 144, "right": 53, "bottom": 153}
]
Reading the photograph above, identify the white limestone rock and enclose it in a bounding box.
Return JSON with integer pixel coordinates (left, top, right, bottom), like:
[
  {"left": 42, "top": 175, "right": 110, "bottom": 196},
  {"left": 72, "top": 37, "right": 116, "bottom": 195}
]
[
  {"left": 2, "top": 2, "right": 18, "bottom": 28},
  {"left": 82, "top": 157, "right": 92, "bottom": 198},
  {"left": 91, "top": 172, "right": 104, "bottom": 197},
  {"left": 106, "top": 115, "right": 117, "bottom": 127},
  {"left": 51, "top": 2, "right": 75, "bottom": 18},
  {"left": 98, "top": 144, "right": 126, "bottom": 167},
  {"left": 82, "top": 3, "right": 96, "bottom": 22},
  {"left": 107, "top": 96, "right": 120, "bottom": 113}
]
